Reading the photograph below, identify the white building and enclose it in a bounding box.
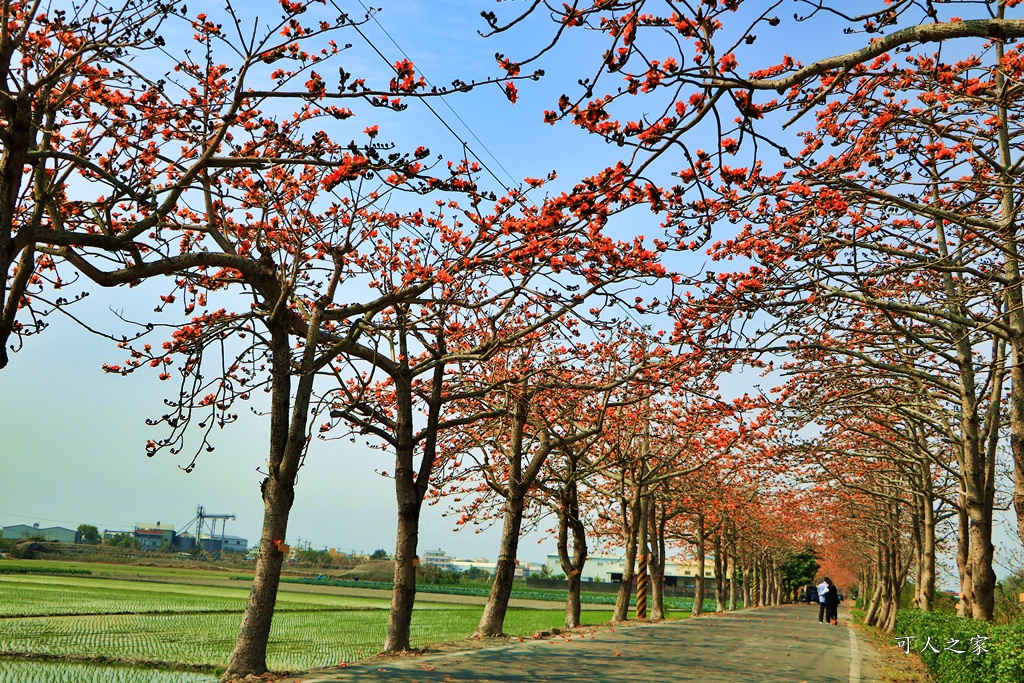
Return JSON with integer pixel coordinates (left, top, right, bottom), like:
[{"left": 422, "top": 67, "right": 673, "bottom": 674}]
[
  {"left": 449, "top": 558, "right": 496, "bottom": 574},
  {"left": 422, "top": 548, "right": 455, "bottom": 570},
  {"left": 428, "top": 551, "right": 545, "bottom": 578},
  {"left": 545, "top": 554, "right": 716, "bottom": 585}
]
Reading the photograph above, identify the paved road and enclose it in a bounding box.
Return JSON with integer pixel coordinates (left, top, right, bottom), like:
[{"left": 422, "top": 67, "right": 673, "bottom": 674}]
[{"left": 295, "top": 604, "right": 883, "bottom": 683}]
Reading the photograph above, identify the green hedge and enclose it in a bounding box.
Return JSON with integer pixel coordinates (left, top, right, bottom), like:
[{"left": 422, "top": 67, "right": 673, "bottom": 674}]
[
  {"left": 279, "top": 576, "right": 715, "bottom": 610},
  {"left": 895, "top": 610, "right": 1024, "bottom": 683},
  {"left": 0, "top": 565, "right": 92, "bottom": 576}
]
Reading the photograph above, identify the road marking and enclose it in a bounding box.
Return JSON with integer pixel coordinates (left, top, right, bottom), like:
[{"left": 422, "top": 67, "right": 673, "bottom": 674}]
[{"left": 847, "top": 623, "right": 861, "bottom": 683}]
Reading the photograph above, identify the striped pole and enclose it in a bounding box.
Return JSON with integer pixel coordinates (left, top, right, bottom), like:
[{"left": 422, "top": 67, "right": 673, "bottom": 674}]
[{"left": 636, "top": 553, "right": 648, "bottom": 619}]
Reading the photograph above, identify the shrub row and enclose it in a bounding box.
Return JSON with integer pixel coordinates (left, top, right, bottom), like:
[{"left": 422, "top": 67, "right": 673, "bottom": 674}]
[
  {"left": 278, "top": 576, "right": 715, "bottom": 611},
  {"left": 895, "top": 609, "right": 1024, "bottom": 683},
  {"left": 0, "top": 565, "right": 92, "bottom": 576}
]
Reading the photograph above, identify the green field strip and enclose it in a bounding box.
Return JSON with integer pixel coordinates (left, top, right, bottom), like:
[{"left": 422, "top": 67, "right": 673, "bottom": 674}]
[
  {"left": 0, "top": 606, "right": 402, "bottom": 620},
  {"left": 0, "top": 650, "right": 217, "bottom": 673},
  {"left": 0, "top": 574, "right": 416, "bottom": 617},
  {"left": 0, "top": 571, "right": 613, "bottom": 672},
  {"left": 0, "top": 608, "right": 616, "bottom": 671},
  {"left": 0, "top": 658, "right": 216, "bottom": 683},
  {"left": 0, "top": 559, "right": 251, "bottom": 582}
]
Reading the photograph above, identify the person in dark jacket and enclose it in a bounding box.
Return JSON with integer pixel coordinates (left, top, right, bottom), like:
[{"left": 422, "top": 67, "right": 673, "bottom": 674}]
[{"left": 824, "top": 578, "right": 840, "bottom": 625}]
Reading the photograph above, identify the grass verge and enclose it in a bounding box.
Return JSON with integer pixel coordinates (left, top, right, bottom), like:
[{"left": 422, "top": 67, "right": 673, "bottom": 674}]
[{"left": 849, "top": 608, "right": 934, "bottom": 683}]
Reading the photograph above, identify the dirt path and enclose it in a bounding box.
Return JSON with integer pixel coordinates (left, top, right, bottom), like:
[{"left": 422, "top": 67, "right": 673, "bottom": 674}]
[{"left": 291, "top": 604, "right": 884, "bottom": 683}]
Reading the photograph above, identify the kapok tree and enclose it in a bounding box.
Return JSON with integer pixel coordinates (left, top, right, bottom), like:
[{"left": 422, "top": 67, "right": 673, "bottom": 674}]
[
  {"left": 0, "top": 0, "right": 182, "bottom": 367},
  {"left": 316, "top": 178, "right": 673, "bottom": 651},
  {"left": 775, "top": 358, "right": 969, "bottom": 613},
  {"left": 497, "top": 3, "right": 1019, "bottom": 617},
  {"left": 771, "top": 363, "right": 951, "bottom": 628},
  {"left": 750, "top": 274, "right": 1006, "bottom": 620},
  {"left": 482, "top": 0, "right": 1024, "bottom": 564},
  {"left": 27, "top": 3, "right": 545, "bottom": 678},
  {"left": 435, "top": 323, "right": 670, "bottom": 635},
  {"left": 584, "top": 383, "right": 744, "bottom": 621}
]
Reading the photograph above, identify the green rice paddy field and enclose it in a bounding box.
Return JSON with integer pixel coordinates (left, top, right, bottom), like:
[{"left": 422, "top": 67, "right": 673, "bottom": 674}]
[{"left": 0, "top": 569, "right": 615, "bottom": 682}]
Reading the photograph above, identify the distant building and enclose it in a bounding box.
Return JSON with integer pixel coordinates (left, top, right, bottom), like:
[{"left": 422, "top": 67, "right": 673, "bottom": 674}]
[
  {"left": 422, "top": 548, "right": 455, "bottom": 571},
  {"left": 545, "top": 554, "right": 717, "bottom": 588},
  {"left": 134, "top": 523, "right": 175, "bottom": 551},
  {"left": 520, "top": 562, "right": 545, "bottom": 578},
  {"left": 2, "top": 523, "right": 78, "bottom": 543},
  {"left": 103, "top": 529, "right": 135, "bottom": 540},
  {"left": 172, "top": 531, "right": 196, "bottom": 551},
  {"left": 1, "top": 516, "right": 247, "bottom": 557},
  {"left": 449, "top": 558, "right": 496, "bottom": 575},
  {"left": 220, "top": 535, "right": 248, "bottom": 554},
  {"left": 442, "top": 556, "right": 544, "bottom": 578},
  {"left": 197, "top": 534, "right": 248, "bottom": 554}
]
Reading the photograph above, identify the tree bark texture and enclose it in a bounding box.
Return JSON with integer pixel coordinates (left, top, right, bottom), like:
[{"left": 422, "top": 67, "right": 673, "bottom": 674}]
[
  {"left": 691, "top": 514, "right": 705, "bottom": 616},
  {"left": 648, "top": 502, "right": 666, "bottom": 620},
  {"left": 223, "top": 323, "right": 314, "bottom": 680},
  {"left": 476, "top": 495, "right": 526, "bottom": 636},
  {"left": 556, "top": 476, "right": 587, "bottom": 629},
  {"left": 0, "top": 95, "right": 33, "bottom": 370},
  {"left": 741, "top": 560, "right": 752, "bottom": 609}
]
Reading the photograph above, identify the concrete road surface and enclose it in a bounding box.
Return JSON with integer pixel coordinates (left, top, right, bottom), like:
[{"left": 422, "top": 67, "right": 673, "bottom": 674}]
[{"left": 295, "top": 604, "right": 883, "bottom": 683}]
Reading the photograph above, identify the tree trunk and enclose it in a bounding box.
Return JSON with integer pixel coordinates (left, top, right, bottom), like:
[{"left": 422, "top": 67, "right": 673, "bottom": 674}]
[
  {"left": 386, "top": 476, "right": 420, "bottom": 652},
  {"left": 864, "top": 581, "right": 883, "bottom": 627},
  {"left": 994, "top": 29, "right": 1024, "bottom": 551},
  {"left": 223, "top": 322, "right": 315, "bottom": 680},
  {"left": 742, "top": 559, "right": 752, "bottom": 609},
  {"left": 612, "top": 526, "right": 638, "bottom": 622},
  {"left": 556, "top": 477, "right": 587, "bottom": 629},
  {"left": 0, "top": 95, "right": 33, "bottom": 370},
  {"left": 635, "top": 496, "right": 650, "bottom": 620},
  {"left": 966, "top": 499, "right": 996, "bottom": 620},
  {"left": 713, "top": 531, "right": 726, "bottom": 612},
  {"left": 910, "top": 504, "right": 924, "bottom": 609},
  {"left": 648, "top": 502, "right": 666, "bottom": 620},
  {"left": 222, "top": 477, "right": 292, "bottom": 679},
  {"left": 1012, "top": 365, "right": 1024, "bottom": 545},
  {"left": 760, "top": 558, "right": 771, "bottom": 606},
  {"left": 956, "top": 496, "right": 973, "bottom": 618},
  {"left": 385, "top": 396, "right": 430, "bottom": 653},
  {"left": 918, "top": 469, "right": 937, "bottom": 612},
  {"left": 728, "top": 550, "right": 738, "bottom": 611},
  {"left": 691, "top": 514, "right": 705, "bottom": 616},
  {"left": 476, "top": 495, "right": 526, "bottom": 636},
  {"left": 612, "top": 485, "right": 642, "bottom": 623},
  {"left": 384, "top": 363, "right": 425, "bottom": 653},
  {"left": 383, "top": 319, "right": 447, "bottom": 653},
  {"left": 754, "top": 558, "right": 763, "bottom": 607}
]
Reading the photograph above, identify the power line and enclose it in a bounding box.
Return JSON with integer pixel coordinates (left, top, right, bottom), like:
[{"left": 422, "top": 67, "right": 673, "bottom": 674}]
[
  {"left": 341, "top": 3, "right": 657, "bottom": 335},
  {"left": 344, "top": 0, "right": 519, "bottom": 194}
]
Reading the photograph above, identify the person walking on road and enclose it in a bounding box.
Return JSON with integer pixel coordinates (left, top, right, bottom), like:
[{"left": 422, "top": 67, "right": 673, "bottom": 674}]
[
  {"left": 817, "top": 577, "right": 830, "bottom": 623},
  {"left": 825, "top": 579, "right": 840, "bottom": 625}
]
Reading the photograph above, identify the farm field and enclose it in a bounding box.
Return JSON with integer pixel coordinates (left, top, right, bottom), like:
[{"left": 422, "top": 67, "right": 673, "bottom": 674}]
[
  {"left": 0, "top": 558, "right": 253, "bottom": 582},
  {"left": 0, "top": 558, "right": 717, "bottom": 611},
  {"left": 0, "top": 572, "right": 618, "bottom": 680},
  {"left": 0, "top": 659, "right": 215, "bottom": 683}
]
